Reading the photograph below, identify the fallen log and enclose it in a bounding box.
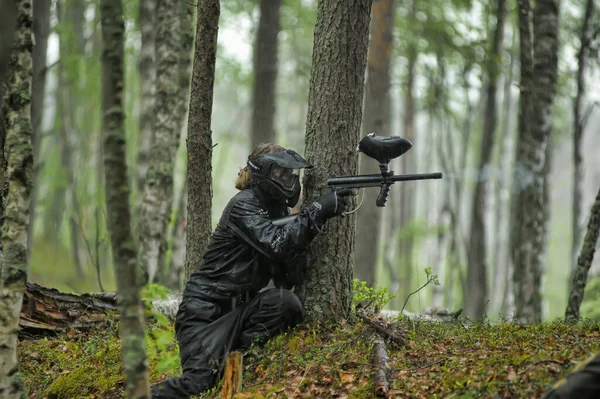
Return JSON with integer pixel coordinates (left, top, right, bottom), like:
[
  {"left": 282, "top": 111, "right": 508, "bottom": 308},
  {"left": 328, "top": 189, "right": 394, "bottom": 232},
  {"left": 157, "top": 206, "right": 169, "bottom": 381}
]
[
  {"left": 372, "top": 333, "right": 390, "bottom": 398},
  {"left": 19, "top": 283, "right": 184, "bottom": 337},
  {"left": 19, "top": 283, "right": 118, "bottom": 337}
]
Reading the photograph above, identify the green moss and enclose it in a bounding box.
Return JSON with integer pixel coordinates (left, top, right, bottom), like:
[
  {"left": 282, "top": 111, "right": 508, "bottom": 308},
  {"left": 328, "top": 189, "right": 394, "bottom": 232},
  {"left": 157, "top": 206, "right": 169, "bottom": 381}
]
[{"left": 18, "top": 317, "right": 600, "bottom": 398}]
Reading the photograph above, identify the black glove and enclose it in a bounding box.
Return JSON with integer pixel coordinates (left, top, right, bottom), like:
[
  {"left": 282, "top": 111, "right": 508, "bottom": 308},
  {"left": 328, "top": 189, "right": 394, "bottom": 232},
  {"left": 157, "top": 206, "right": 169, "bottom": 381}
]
[{"left": 315, "top": 188, "right": 355, "bottom": 221}]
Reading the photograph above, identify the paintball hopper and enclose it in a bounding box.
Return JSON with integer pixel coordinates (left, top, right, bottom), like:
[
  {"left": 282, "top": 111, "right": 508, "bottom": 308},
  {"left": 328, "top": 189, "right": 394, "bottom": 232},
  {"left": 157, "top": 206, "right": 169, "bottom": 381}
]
[{"left": 357, "top": 133, "right": 413, "bottom": 165}]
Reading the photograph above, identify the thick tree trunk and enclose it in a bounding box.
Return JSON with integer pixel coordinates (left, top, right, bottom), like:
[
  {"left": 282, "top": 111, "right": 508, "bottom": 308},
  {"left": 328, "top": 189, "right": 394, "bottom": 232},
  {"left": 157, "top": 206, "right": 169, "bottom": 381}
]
[
  {"left": 299, "top": 0, "right": 373, "bottom": 321},
  {"left": 465, "top": 0, "right": 506, "bottom": 320},
  {"left": 565, "top": 186, "right": 600, "bottom": 323},
  {"left": 570, "top": 0, "right": 595, "bottom": 292},
  {"left": 0, "top": 2, "right": 34, "bottom": 398},
  {"left": 355, "top": 0, "right": 395, "bottom": 287},
  {"left": 100, "top": 1, "right": 151, "bottom": 397},
  {"left": 136, "top": 0, "right": 156, "bottom": 198},
  {"left": 511, "top": 0, "right": 559, "bottom": 324},
  {"left": 138, "top": 0, "right": 182, "bottom": 284},
  {"left": 28, "top": 0, "right": 51, "bottom": 257},
  {"left": 398, "top": 0, "right": 417, "bottom": 300},
  {"left": 184, "top": 0, "right": 220, "bottom": 281},
  {"left": 250, "top": 0, "right": 281, "bottom": 149}
]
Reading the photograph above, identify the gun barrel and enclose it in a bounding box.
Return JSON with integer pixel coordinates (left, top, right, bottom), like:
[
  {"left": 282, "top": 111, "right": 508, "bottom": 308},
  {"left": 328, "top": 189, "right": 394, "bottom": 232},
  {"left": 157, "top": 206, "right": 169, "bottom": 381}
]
[{"left": 327, "top": 172, "right": 443, "bottom": 187}]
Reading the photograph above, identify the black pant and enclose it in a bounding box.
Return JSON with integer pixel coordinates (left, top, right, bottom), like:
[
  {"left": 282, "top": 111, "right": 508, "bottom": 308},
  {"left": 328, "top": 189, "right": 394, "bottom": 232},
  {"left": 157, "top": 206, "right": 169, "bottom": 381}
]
[
  {"left": 542, "top": 353, "right": 600, "bottom": 399},
  {"left": 151, "top": 288, "right": 304, "bottom": 398}
]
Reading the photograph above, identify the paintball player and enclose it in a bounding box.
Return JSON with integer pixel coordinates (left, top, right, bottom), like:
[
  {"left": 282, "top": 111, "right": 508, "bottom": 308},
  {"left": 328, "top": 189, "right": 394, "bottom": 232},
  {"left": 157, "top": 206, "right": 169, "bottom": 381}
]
[
  {"left": 151, "top": 143, "right": 355, "bottom": 398},
  {"left": 542, "top": 352, "right": 600, "bottom": 399}
]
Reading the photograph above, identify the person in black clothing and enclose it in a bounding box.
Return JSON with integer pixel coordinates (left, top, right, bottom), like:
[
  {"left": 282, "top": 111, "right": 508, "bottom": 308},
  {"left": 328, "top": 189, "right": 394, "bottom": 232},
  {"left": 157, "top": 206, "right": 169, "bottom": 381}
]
[
  {"left": 151, "top": 143, "right": 355, "bottom": 398},
  {"left": 542, "top": 352, "right": 600, "bottom": 399}
]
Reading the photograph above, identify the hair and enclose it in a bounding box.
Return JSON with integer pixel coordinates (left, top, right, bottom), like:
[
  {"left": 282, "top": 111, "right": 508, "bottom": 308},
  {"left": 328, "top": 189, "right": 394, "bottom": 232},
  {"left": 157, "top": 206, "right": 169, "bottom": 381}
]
[{"left": 235, "top": 143, "right": 286, "bottom": 190}]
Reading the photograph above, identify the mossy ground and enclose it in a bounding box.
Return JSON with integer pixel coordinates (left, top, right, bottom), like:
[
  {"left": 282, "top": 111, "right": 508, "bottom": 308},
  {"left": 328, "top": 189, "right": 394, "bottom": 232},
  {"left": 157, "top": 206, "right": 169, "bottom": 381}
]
[{"left": 18, "top": 315, "right": 600, "bottom": 399}]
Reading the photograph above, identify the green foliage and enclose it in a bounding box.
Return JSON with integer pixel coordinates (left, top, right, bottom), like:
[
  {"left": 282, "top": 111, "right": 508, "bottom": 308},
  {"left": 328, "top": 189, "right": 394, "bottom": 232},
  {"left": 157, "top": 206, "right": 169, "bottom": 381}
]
[{"left": 352, "top": 278, "right": 396, "bottom": 312}]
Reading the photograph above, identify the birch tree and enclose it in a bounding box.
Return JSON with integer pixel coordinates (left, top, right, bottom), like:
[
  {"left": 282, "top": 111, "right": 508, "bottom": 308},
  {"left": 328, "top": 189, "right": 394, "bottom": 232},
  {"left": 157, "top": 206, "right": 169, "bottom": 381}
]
[
  {"left": 511, "top": 0, "right": 560, "bottom": 324},
  {"left": 137, "top": 0, "right": 157, "bottom": 196},
  {"left": 570, "top": 0, "right": 595, "bottom": 291},
  {"left": 299, "top": 0, "right": 373, "bottom": 320},
  {"left": 138, "top": 0, "right": 184, "bottom": 283},
  {"left": 0, "top": 1, "right": 34, "bottom": 397},
  {"left": 100, "top": 0, "right": 150, "bottom": 396}
]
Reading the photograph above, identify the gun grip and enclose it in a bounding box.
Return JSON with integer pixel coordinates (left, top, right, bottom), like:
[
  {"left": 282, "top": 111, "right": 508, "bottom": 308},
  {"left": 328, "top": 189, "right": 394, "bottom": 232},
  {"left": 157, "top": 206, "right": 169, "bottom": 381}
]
[{"left": 376, "top": 185, "right": 390, "bottom": 207}]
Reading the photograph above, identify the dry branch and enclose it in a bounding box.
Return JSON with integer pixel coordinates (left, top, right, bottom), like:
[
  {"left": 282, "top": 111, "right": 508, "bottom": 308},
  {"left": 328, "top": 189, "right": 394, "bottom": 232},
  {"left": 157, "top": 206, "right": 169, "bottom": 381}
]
[
  {"left": 373, "top": 333, "right": 390, "bottom": 398},
  {"left": 361, "top": 313, "right": 407, "bottom": 347}
]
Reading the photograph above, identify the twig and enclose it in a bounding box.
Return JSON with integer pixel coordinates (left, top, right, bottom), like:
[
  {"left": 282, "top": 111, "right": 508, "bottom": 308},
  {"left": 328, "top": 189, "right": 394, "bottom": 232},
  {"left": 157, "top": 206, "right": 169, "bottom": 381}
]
[
  {"left": 74, "top": 212, "right": 104, "bottom": 292},
  {"left": 361, "top": 313, "right": 407, "bottom": 347},
  {"left": 292, "top": 365, "right": 311, "bottom": 397},
  {"left": 373, "top": 333, "right": 390, "bottom": 398},
  {"left": 400, "top": 276, "right": 436, "bottom": 314},
  {"left": 517, "top": 359, "right": 566, "bottom": 376}
]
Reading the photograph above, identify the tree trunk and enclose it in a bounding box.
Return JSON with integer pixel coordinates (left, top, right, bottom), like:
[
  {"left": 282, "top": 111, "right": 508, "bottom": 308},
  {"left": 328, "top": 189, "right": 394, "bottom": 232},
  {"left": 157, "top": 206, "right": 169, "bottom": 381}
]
[
  {"left": 250, "top": 0, "right": 281, "bottom": 149},
  {"left": 511, "top": 0, "right": 559, "bottom": 324},
  {"left": 57, "top": 0, "right": 86, "bottom": 279},
  {"left": 299, "top": 0, "right": 373, "bottom": 321},
  {"left": 100, "top": 1, "right": 150, "bottom": 397},
  {"left": 398, "top": 0, "right": 417, "bottom": 301},
  {"left": 355, "top": 0, "right": 395, "bottom": 287},
  {"left": 491, "top": 33, "right": 516, "bottom": 316},
  {"left": 136, "top": 0, "right": 156, "bottom": 198},
  {"left": 0, "top": 2, "right": 34, "bottom": 398},
  {"left": 565, "top": 186, "right": 600, "bottom": 323},
  {"left": 465, "top": 0, "right": 506, "bottom": 320},
  {"left": 570, "top": 0, "right": 595, "bottom": 293},
  {"left": 184, "top": 0, "right": 220, "bottom": 281},
  {"left": 28, "top": 0, "right": 51, "bottom": 258},
  {"left": 138, "top": 0, "right": 183, "bottom": 284}
]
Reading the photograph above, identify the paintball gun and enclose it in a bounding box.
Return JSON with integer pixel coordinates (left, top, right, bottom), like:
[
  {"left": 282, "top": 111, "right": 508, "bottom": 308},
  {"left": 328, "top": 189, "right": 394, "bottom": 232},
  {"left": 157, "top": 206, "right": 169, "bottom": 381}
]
[{"left": 273, "top": 133, "right": 443, "bottom": 226}]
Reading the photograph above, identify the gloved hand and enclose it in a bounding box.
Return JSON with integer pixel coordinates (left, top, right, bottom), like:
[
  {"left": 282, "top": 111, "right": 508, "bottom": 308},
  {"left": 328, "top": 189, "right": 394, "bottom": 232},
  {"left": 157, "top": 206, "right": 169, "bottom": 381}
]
[{"left": 315, "top": 188, "right": 355, "bottom": 220}]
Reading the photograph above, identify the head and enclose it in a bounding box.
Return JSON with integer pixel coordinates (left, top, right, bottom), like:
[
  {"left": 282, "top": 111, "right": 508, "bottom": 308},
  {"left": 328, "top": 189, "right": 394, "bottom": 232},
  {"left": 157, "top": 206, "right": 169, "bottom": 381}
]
[{"left": 235, "top": 143, "right": 312, "bottom": 207}]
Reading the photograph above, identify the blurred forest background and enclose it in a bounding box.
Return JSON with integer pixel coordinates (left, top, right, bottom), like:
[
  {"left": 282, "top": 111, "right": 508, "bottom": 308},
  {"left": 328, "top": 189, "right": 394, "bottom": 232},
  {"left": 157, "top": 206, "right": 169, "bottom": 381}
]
[{"left": 28, "top": 0, "right": 600, "bottom": 322}]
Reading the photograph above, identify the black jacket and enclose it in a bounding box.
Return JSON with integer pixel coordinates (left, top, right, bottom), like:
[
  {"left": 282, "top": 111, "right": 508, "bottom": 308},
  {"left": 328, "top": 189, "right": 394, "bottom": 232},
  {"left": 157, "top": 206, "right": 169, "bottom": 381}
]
[{"left": 183, "top": 186, "right": 324, "bottom": 305}]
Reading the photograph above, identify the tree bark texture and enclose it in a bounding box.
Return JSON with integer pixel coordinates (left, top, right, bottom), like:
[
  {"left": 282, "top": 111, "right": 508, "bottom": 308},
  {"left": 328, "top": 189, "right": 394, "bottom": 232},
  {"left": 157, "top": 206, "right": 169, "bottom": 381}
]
[
  {"left": 511, "top": 0, "right": 559, "bottom": 324},
  {"left": 570, "top": 0, "right": 595, "bottom": 292},
  {"left": 355, "top": 0, "right": 394, "bottom": 287},
  {"left": 250, "top": 0, "right": 281, "bottom": 150},
  {"left": 464, "top": 0, "right": 506, "bottom": 320},
  {"left": 100, "top": 1, "right": 151, "bottom": 397},
  {"left": 184, "top": 0, "right": 220, "bottom": 281},
  {"left": 136, "top": 0, "right": 156, "bottom": 198},
  {"left": 299, "top": 0, "right": 373, "bottom": 321},
  {"left": 0, "top": 0, "right": 17, "bottom": 94},
  {"left": 0, "top": 1, "right": 34, "bottom": 398},
  {"left": 397, "top": 0, "right": 417, "bottom": 301},
  {"left": 138, "top": 0, "right": 183, "bottom": 284},
  {"left": 28, "top": 0, "right": 51, "bottom": 257},
  {"left": 565, "top": 186, "right": 600, "bottom": 323}
]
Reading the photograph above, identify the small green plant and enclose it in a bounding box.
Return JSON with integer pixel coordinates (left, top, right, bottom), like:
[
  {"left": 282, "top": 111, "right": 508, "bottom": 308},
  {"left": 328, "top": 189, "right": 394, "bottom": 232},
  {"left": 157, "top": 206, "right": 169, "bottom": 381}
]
[{"left": 352, "top": 278, "right": 396, "bottom": 313}]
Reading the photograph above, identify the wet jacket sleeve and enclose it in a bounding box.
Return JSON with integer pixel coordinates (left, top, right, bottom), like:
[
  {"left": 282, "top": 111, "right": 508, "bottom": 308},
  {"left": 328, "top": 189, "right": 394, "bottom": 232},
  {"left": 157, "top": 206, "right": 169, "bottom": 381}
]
[{"left": 228, "top": 195, "right": 324, "bottom": 262}]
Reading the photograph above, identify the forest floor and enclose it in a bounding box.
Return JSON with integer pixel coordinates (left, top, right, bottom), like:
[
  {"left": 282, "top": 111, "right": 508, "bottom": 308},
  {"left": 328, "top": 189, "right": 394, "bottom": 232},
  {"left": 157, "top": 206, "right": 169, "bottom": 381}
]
[{"left": 18, "top": 313, "right": 600, "bottom": 399}]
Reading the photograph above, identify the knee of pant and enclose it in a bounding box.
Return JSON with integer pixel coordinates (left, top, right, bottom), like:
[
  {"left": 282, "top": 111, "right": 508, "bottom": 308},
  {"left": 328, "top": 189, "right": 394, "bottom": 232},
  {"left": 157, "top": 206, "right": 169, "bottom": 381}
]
[{"left": 271, "top": 288, "right": 304, "bottom": 324}]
